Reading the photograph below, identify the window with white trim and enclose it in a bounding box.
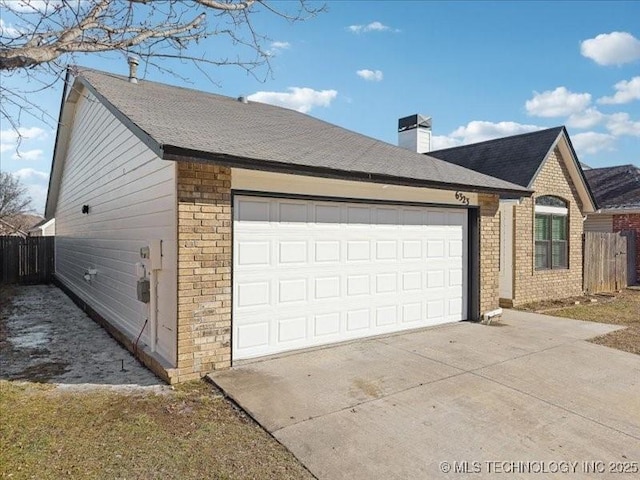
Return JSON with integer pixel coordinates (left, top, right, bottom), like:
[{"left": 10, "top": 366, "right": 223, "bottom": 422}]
[{"left": 534, "top": 196, "right": 568, "bottom": 270}]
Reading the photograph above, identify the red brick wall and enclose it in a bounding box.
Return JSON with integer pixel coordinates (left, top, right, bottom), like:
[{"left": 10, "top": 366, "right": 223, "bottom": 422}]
[{"left": 612, "top": 213, "right": 640, "bottom": 283}]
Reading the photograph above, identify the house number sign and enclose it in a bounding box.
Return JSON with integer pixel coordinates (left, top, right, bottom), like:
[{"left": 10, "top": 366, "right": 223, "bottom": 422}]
[{"left": 455, "top": 191, "right": 470, "bottom": 205}]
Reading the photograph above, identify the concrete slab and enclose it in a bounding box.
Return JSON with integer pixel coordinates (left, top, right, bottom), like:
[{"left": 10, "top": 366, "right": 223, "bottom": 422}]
[
  {"left": 500, "top": 309, "right": 623, "bottom": 340},
  {"left": 275, "top": 373, "right": 639, "bottom": 480},
  {"left": 209, "top": 310, "right": 640, "bottom": 479},
  {"left": 477, "top": 340, "right": 640, "bottom": 439},
  {"left": 212, "top": 339, "right": 463, "bottom": 431}
]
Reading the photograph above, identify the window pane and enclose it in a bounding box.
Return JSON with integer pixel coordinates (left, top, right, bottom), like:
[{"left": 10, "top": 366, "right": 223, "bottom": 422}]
[
  {"left": 552, "top": 241, "right": 567, "bottom": 268},
  {"left": 552, "top": 215, "right": 567, "bottom": 240},
  {"left": 535, "top": 241, "right": 549, "bottom": 269},
  {"left": 535, "top": 215, "right": 550, "bottom": 241}
]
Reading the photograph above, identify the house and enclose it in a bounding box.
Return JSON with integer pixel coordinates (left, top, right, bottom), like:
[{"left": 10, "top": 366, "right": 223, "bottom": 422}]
[
  {"left": 428, "top": 127, "right": 597, "bottom": 307},
  {"left": 0, "top": 214, "right": 43, "bottom": 237},
  {"left": 0, "top": 218, "right": 27, "bottom": 237},
  {"left": 28, "top": 218, "right": 56, "bottom": 236},
  {"left": 584, "top": 164, "right": 640, "bottom": 284},
  {"left": 45, "top": 66, "right": 531, "bottom": 383}
]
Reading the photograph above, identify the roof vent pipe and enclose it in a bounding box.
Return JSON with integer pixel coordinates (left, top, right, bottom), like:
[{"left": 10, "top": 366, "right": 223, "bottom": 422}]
[
  {"left": 237, "top": 96, "right": 248, "bottom": 104},
  {"left": 127, "top": 56, "right": 139, "bottom": 84}
]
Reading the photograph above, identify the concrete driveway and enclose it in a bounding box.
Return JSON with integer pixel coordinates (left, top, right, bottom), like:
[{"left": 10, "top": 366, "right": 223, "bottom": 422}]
[{"left": 210, "top": 311, "right": 640, "bottom": 479}]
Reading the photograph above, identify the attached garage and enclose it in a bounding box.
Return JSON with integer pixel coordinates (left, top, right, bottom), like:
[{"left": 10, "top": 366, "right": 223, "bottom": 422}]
[
  {"left": 47, "top": 67, "right": 531, "bottom": 382},
  {"left": 233, "top": 195, "right": 468, "bottom": 360}
]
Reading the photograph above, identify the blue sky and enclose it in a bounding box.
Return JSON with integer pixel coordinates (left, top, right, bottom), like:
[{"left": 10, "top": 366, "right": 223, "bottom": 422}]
[{"left": 1, "top": 0, "right": 639, "bottom": 214}]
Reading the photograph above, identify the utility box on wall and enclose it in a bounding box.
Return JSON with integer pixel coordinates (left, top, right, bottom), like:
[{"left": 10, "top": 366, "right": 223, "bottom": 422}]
[{"left": 137, "top": 278, "right": 150, "bottom": 303}]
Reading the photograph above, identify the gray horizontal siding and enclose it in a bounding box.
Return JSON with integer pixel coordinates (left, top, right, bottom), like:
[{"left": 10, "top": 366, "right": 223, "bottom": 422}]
[{"left": 54, "top": 88, "right": 177, "bottom": 366}]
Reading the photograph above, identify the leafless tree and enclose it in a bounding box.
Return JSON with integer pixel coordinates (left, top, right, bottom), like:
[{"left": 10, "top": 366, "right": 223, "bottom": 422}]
[
  {"left": 0, "top": 0, "right": 324, "bottom": 131},
  {"left": 0, "top": 171, "right": 32, "bottom": 220}
]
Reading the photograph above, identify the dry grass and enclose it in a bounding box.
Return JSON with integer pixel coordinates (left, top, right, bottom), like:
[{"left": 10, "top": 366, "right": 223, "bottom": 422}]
[
  {"left": 0, "top": 380, "right": 313, "bottom": 480},
  {"left": 533, "top": 289, "right": 640, "bottom": 355}
]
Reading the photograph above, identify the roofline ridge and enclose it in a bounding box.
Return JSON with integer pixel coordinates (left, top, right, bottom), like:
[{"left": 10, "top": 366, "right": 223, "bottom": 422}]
[{"left": 429, "top": 125, "right": 565, "bottom": 154}]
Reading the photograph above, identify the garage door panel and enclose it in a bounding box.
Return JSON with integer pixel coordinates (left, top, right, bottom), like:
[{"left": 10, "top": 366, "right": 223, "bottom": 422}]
[
  {"left": 237, "top": 198, "right": 271, "bottom": 222},
  {"left": 346, "top": 241, "right": 371, "bottom": 261},
  {"left": 314, "top": 312, "right": 341, "bottom": 337},
  {"left": 278, "top": 278, "right": 307, "bottom": 304},
  {"left": 233, "top": 196, "right": 468, "bottom": 360},
  {"left": 277, "top": 316, "right": 307, "bottom": 343},
  {"left": 237, "top": 241, "right": 271, "bottom": 267},
  {"left": 347, "top": 309, "right": 370, "bottom": 331}
]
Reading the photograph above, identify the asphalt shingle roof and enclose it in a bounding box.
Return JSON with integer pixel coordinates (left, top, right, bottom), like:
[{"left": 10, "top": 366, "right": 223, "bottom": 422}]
[
  {"left": 584, "top": 164, "right": 640, "bottom": 208},
  {"left": 75, "top": 68, "right": 530, "bottom": 195},
  {"left": 429, "top": 127, "right": 565, "bottom": 188}
]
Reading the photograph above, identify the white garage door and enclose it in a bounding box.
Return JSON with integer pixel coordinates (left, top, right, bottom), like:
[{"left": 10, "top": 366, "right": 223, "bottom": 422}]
[{"left": 233, "top": 195, "right": 468, "bottom": 360}]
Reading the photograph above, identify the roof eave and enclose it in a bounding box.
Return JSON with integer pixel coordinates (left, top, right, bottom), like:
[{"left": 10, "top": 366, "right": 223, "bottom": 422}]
[{"left": 162, "top": 145, "right": 533, "bottom": 197}]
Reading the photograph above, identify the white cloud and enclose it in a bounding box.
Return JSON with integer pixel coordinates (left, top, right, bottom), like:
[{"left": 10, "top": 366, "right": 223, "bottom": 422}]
[
  {"left": 525, "top": 87, "right": 592, "bottom": 117},
  {"left": 12, "top": 149, "right": 44, "bottom": 161},
  {"left": 270, "top": 41, "right": 290, "bottom": 50},
  {"left": 0, "top": 126, "right": 48, "bottom": 153},
  {"left": 0, "top": 18, "right": 20, "bottom": 37},
  {"left": 347, "top": 21, "right": 396, "bottom": 34},
  {"left": 356, "top": 69, "right": 383, "bottom": 82},
  {"left": 267, "top": 41, "right": 290, "bottom": 55},
  {"left": 248, "top": 87, "right": 337, "bottom": 113},
  {"left": 598, "top": 76, "right": 640, "bottom": 105},
  {"left": 0, "top": 0, "right": 64, "bottom": 13},
  {"left": 13, "top": 167, "right": 48, "bottom": 181},
  {"left": 606, "top": 112, "right": 640, "bottom": 137},
  {"left": 430, "top": 121, "right": 543, "bottom": 151},
  {"left": 13, "top": 168, "right": 49, "bottom": 215},
  {"left": 431, "top": 135, "right": 462, "bottom": 150},
  {"left": 571, "top": 132, "right": 616, "bottom": 155},
  {"left": 448, "top": 121, "right": 543, "bottom": 144},
  {"left": 580, "top": 31, "right": 640, "bottom": 66},
  {"left": 566, "top": 108, "right": 606, "bottom": 129}
]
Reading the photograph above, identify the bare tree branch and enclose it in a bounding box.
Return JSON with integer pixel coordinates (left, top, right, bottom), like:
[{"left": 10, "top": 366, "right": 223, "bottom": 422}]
[
  {"left": 0, "top": 0, "right": 325, "bottom": 132},
  {"left": 0, "top": 172, "right": 32, "bottom": 220}
]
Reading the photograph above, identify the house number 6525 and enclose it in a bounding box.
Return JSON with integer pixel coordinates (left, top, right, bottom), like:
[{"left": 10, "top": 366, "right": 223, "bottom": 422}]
[{"left": 455, "top": 191, "right": 470, "bottom": 205}]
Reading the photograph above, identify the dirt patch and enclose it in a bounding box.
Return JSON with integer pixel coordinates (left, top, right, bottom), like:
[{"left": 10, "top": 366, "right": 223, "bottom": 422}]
[
  {"left": 531, "top": 289, "right": 640, "bottom": 355},
  {"left": 516, "top": 293, "right": 616, "bottom": 313},
  {"left": 0, "top": 284, "right": 164, "bottom": 387}
]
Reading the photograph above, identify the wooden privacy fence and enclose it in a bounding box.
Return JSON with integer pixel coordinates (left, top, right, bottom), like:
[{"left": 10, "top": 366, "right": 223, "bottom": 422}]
[
  {"left": 0, "top": 236, "right": 55, "bottom": 284},
  {"left": 583, "top": 231, "right": 628, "bottom": 294}
]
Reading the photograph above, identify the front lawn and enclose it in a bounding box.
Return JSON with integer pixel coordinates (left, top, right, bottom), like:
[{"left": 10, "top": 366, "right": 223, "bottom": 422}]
[
  {"left": 527, "top": 289, "right": 640, "bottom": 355},
  {"left": 0, "top": 380, "right": 312, "bottom": 480}
]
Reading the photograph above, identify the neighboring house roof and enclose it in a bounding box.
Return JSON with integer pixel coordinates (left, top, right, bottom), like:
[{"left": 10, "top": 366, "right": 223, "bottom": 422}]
[
  {"left": 429, "top": 126, "right": 596, "bottom": 211},
  {"left": 45, "top": 67, "right": 531, "bottom": 217},
  {"left": 0, "top": 214, "right": 43, "bottom": 236},
  {"left": 29, "top": 217, "right": 55, "bottom": 232},
  {"left": 583, "top": 164, "right": 640, "bottom": 209},
  {"left": 0, "top": 218, "right": 28, "bottom": 237}
]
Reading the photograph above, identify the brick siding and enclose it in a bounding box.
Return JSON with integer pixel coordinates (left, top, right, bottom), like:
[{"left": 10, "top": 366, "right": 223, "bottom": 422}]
[
  {"left": 479, "top": 193, "right": 501, "bottom": 315},
  {"left": 511, "top": 148, "right": 584, "bottom": 306},
  {"left": 174, "top": 162, "right": 232, "bottom": 382}
]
